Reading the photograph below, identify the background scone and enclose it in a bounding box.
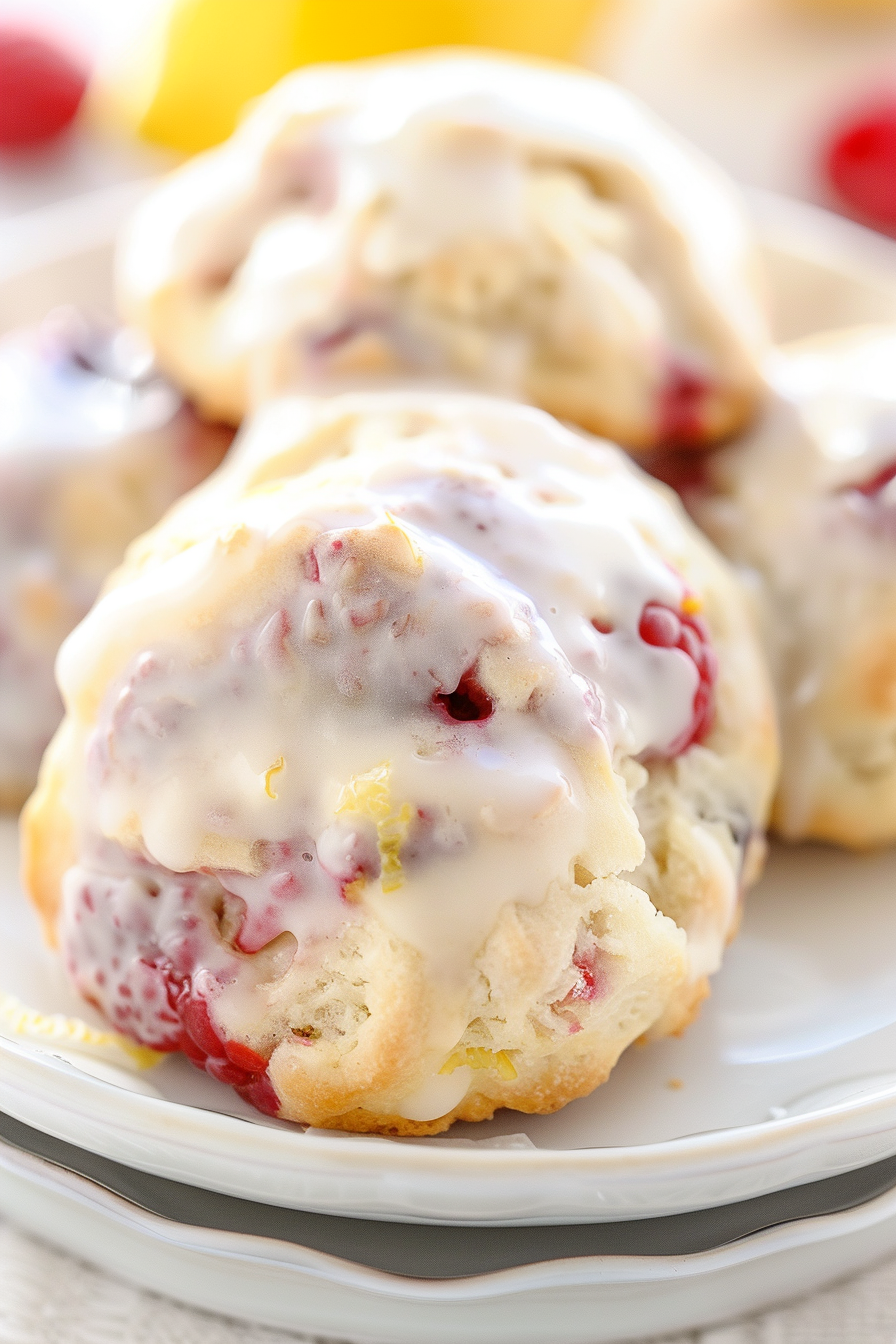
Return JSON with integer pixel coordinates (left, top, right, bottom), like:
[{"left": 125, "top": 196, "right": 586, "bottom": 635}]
[
  {"left": 23, "top": 393, "right": 777, "bottom": 1134},
  {"left": 0, "top": 310, "right": 231, "bottom": 810},
  {"left": 689, "top": 325, "right": 896, "bottom": 848},
  {"left": 118, "top": 51, "right": 768, "bottom": 455}
]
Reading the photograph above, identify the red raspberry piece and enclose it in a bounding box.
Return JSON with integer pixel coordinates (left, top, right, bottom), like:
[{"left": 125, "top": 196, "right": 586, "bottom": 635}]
[
  {"left": 178, "top": 992, "right": 226, "bottom": 1058},
  {"left": 638, "top": 604, "right": 682, "bottom": 649},
  {"left": 638, "top": 447, "right": 713, "bottom": 498},
  {"left": 657, "top": 363, "right": 709, "bottom": 448},
  {"left": 206, "top": 1057, "right": 253, "bottom": 1088},
  {"left": 433, "top": 667, "right": 494, "bottom": 722},
  {"left": 0, "top": 28, "right": 87, "bottom": 151},
  {"left": 224, "top": 1040, "right": 269, "bottom": 1073},
  {"left": 180, "top": 1033, "right": 210, "bottom": 1068},
  {"left": 568, "top": 948, "right": 607, "bottom": 1004},
  {"left": 638, "top": 599, "right": 716, "bottom": 756},
  {"left": 237, "top": 1071, "right": 281, "bottom": 1117},
  {"left": 845, "top": 458, "right": 896, "bottom": 498},
  {"left": 826, "top": 101, "right": 896, "bottom": 233}
]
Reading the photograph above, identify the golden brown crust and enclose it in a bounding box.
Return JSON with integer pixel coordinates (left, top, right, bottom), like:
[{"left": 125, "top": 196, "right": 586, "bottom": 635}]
[{"left": 313, "top": 1059, "right": 617, "bottom": 1137}]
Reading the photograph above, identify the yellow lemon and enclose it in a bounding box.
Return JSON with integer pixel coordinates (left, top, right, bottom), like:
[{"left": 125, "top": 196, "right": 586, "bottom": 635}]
[{"left": 99, "top": 0, "right": 612, "bottom": 154}]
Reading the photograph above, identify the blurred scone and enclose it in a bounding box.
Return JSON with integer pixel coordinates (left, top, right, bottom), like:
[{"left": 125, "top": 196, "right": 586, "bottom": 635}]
[
  {"left": 688, "top": 325, "right": 896, "bottom": 847},
  {"left": 23, "top": 393, "right": 777, "bottom": 1133},
  {"left": 117, "top": 52, "right": 768, "bottom": 454},
  {"left": 0, "top": 310, "right": 231, "bottom": 808}
]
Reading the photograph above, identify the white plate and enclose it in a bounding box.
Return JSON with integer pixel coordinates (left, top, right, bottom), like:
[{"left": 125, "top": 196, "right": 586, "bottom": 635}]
[
  {"left": 3, "top": 189, "right": 896, "bottom": 1227},
  {"left": 4, "top": 1109, "right": 896, "bottom": 1343}
]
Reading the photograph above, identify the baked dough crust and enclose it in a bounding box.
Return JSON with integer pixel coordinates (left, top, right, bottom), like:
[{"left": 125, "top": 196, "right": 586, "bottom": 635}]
[{"left": 690, "top": 325, "right": 896, "bottom": 847}]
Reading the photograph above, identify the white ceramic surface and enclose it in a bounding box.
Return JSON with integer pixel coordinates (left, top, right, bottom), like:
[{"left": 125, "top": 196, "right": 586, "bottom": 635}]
[
  {"left": 4, "top": 1124, "right": 896, "bottom": 1343},
  {"left": 3, "top": 189, "right": 896, "bottom": 1227}
]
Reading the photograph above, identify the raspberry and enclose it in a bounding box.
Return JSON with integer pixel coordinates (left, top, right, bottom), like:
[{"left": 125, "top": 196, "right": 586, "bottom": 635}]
[
  {"left": 224, "top": 1040, "right": 269, "bottom": 1073},
  {"left": 433, "top": 667, "right": 494, "bottom": 722},
  {"left": 0, "top": 28, "right": 87, "bottom": 151},
  {"left": 657, "top": 363, "right": 709, "bottom": 448},
  {"left": 826, "top": 101, "right": 896, "bottom": 233},
  {"left": 568, "top": 948, "right": 607, "bottom": 1004},
  {"left": 639, "top": 447, "right": 712, "bottom": 498},
  {"left": 173, "top": 985, "right": 279, "bottom": 1116},
  {"left": 237, "top": 1071, "right": 281, "bottom": 1117},
  {"left": 638, "top": 604, "right": 681, "bottom": 649},
  {"left": 639, "top": 599, "right": 717, "bottom": 756},
  {"left": 206, "top": 1057, "right": 254, "bottom": 1088},
  {"left": 67, "top": 874, "right": 281, "bottom": 1119},
  {"left": 846, "top": 458, "right": 896, "bottom": 498}
]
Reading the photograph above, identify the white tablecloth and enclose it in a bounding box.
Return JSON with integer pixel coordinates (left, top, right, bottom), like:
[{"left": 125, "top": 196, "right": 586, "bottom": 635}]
[{"left": 2, "top": 1215, "right": 896, "bottom": 1344}]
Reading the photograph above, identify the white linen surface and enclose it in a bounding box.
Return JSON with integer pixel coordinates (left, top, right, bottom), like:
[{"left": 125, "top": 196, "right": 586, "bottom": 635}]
[{"left": 3, "top": 1216, "right": 896, "bottom": 1344}]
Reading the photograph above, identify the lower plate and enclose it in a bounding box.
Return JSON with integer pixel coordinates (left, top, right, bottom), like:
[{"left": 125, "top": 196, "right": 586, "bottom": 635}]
[
  {"left": 4, "top": 1109, "right": 896, "bottom": 1343},
  {"left": 7, "top": 817, "right": 896, "bottom": 1223}
]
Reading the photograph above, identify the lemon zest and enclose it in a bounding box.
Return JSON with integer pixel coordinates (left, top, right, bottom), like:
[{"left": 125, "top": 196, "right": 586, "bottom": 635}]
[
  {"left": 264, "top": 755, "right": 285, "bottom": 800},
  {"left": 336, "top": 762, "right": 413, "bottom": 892},
  {"left": 439, "top": 1047, "right": 518, "bottom": 1081},
  {"left": 0, "top": 992, "right": 165, "bottom": 1070},
  {"left": 378, "top": 803, "right": 413, "bottom": 893},
  {"left": 681, "top": 594, "right": 702, "bottom": 616},
  {"left": 336, "top": 761, "right": 392, "bottom": 822}
]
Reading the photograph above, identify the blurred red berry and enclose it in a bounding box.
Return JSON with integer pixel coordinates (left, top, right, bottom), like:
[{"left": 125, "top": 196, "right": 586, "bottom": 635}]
[
  {"left": 0, "top": 27, "right": 87, "bottom": 151},
  {"left": 826, "top": 101, "right": 896, "bottom": 233}
]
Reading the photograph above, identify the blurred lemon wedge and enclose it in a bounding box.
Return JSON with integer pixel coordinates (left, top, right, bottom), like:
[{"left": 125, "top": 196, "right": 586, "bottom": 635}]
[{"left": 96, "top": 0, "right": 611, "bottom": 154}]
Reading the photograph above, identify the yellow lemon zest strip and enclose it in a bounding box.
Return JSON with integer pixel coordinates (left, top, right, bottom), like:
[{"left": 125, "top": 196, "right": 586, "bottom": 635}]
[
  {"left": 264, "top": 755, "right": 285, "bottom": 800},
  {"left": 439, "top": 1048, "right": 518, "bottom": 1081},
  {"left": 0, "top": 992, "right": 165, "bottom": 1070},
  {"left": 681, "top": 594, "right": 702, "bottom": 616},
  {"left": 384, "top": 510, "right": 425, "bottom": 570},
  {"left": 378, "top": 803, "right": 412, "bottom": 894},
  {"left": 336, "top": 762, "right": 413, "bottom": 892},
  {"left": 336, "top": 761, "right": 392, "bottom": 821}
]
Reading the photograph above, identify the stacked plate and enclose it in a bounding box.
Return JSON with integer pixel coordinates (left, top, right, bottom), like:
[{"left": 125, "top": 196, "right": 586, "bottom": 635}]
[{"left": 3, "top": 188, "right": 896, "bottom": 1343}]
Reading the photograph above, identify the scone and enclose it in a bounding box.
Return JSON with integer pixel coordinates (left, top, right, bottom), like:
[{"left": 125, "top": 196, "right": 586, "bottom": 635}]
[
  {"left": 23, "top": 392, "right": 777, "bottom": 1133},
  {"left": 0, "top": 310, "right": 232, "bottom": 808},
  {"left": 117, "top": 51, "right": 768, "bottom": 454},
  {"left": 686, "top": 325, "right": 896, "bottom": 847}
]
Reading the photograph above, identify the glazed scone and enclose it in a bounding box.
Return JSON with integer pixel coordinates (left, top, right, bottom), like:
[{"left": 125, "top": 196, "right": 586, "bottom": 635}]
[
  {"left": 23, "top": 393, "right": 777, "bottom": 1133},
  {"left": 0, "top": 311, "right": 232, "bottom": 810},
  {"left": 687, "top": 325, "right": 896, "bottom": 847},
  {"left": 117, "top": 52, "right": 768, "bottom": 454}
]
